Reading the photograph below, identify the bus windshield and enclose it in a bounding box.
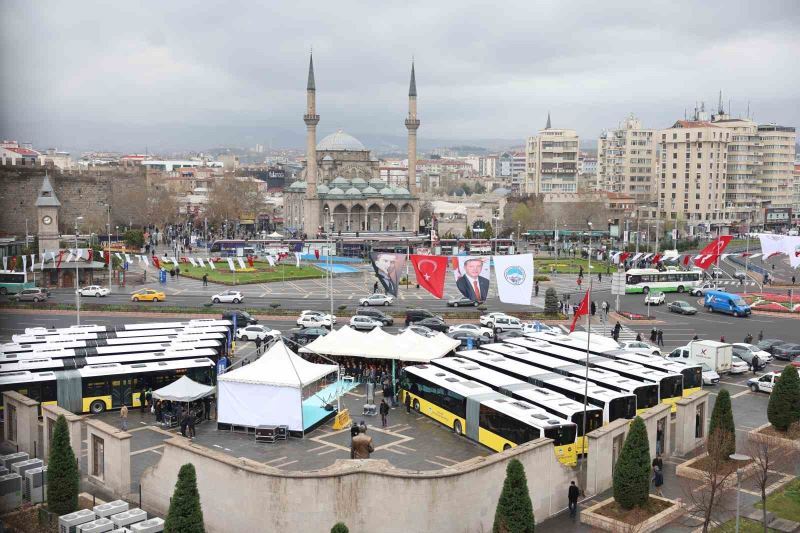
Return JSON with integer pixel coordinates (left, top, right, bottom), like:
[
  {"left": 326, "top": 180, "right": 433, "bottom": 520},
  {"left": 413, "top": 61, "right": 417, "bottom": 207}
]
[
  {"left": 572, "top": 410, "right": 603, "bottom": 436},
  {"left": 609, "top": 396, "right": 636, "bottom": 421},
  {"left": 635, "top": 385, "right": 659, "bottom": 410},
  {"left": 545, "top": 425, "right": 577, "bottom": 446},
  {"left": 683, "top": 367, "right": 703, "bottom": 389},
  {"left": 661, "top": 375, "right": 683, "bottom": 399}
]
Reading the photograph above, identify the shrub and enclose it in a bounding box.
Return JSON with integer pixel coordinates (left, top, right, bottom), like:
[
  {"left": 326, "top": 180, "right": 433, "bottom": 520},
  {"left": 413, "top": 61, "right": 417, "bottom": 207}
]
[
  {"left": 337, "top": 305, "right": 347, "bottom": 311},
  {"left": 46, "top": 415, "right": 79, "bottom": 515},
  {"left": 543, "top": 288, "right": 559, "bottom": 315},
  {"left": 533, "top": 275, "right": 550, "bottom": 282},
  {"left": 708, "top": 389, "right": 735, "bottom": 460},
  {"left": 165, "top": 463, "right": 204, "bottom": 533},
  {"left": 768, "top": 364, "right": 800, "bottom": 432},
  {"left": 493, "top": 458, "right": 535, "bottom": 533},
  {"left": 269, "top": 303, "right": 280, "bottom": 309},
  {"left": 331, "top": 523, "right": 349, "bottom": 533},
  {"left": 612, "top": 416, "right": 651, "bottom": 509},
  {"left": 123, "top": 229, "right": 144, "bottom": 249}
]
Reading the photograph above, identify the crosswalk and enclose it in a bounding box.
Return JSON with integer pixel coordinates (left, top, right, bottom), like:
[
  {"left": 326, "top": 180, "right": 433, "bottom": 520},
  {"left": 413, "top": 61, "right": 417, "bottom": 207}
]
[{"left": 581, "top": 323, "right": 639, "bottom": 342}]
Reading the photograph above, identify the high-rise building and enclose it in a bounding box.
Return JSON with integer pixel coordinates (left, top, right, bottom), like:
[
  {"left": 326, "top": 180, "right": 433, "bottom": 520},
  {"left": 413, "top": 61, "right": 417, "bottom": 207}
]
[
  {"left": 657, "top": 120, "right": 731, "bottom": 231},
  {"left": 596, "top": 114, "right": 658, "bottom": 202},
  {"left": 709, "top": 112, "right": 760, "bottom": 225},
  {"left": 524, "top": 114, "right": 579, "bottom": 194},
  {"left": 757, "top": 124, "right": 796, "bottom": 210},
  {"left": 793, "top": 163, "right": 800, "bottom": 225}
]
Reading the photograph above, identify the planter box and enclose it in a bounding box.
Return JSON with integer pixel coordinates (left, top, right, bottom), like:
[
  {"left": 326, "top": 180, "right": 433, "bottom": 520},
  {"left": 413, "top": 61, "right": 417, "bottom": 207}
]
[
  {"left": 750, "top": 423, "right": 800, "bottom": 451},
  {"left": 675, "top": 452, "right": 758, "bottom": 487},
  {"left": 580, "top": 495, "right": 683, "bottom": 533}
]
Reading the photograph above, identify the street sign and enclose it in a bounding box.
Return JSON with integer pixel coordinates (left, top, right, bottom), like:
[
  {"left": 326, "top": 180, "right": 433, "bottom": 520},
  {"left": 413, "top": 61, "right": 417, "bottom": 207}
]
[{"left": 611, "top": 272, "right": 626, "bottom": 296}]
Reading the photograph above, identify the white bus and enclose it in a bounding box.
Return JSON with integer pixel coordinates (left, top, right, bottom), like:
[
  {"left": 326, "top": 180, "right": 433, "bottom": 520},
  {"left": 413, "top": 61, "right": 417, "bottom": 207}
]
[
  {"left": 0, "top": 347, "right": 218, "bottom": 374},
  {"left": 1, "top": 331, "right": 227, "bottom": 357},
  {"left": 20, "top": 318, "right": 232, "bottom": 337},
  {"left": 624, "top": 268, "right": 702, "bottom": 294},
  {"left": 11, "top": 325, "right": 231, "bottom": 345}
]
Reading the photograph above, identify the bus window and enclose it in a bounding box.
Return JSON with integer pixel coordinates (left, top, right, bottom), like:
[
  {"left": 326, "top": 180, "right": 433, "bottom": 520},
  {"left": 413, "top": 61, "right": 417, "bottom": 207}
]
[{"left": 83, "top": 378, "right": 111, "bottom": 398}]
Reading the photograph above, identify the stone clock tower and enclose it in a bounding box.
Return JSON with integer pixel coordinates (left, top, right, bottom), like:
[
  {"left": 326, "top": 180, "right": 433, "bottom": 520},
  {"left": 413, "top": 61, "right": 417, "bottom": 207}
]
[{"left": 35, "top": 175, "right": 61, "bottom": 253}]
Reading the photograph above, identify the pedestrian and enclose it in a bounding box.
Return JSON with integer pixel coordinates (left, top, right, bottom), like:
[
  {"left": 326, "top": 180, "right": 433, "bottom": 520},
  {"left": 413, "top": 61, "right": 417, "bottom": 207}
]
[
  {"left": 254, "top": 335, "right": 262, "bottom": 356},
  {"left": 612, "top": 322, "right": 621, "bottom": 342},
  {"left": 187, "top": 410, "right": 196, "bottom": 439},
  {"left": 203, "top": 396, "right": 212, "bottom": 420},
  {"left": 579, "top": 266, "right": 584, "bottom": 278},
  {"left": 405, "top": 391, "right": 411, "bottom": 413},
  {"left": 692, "top": 334, "right": 699, "bottom": 341},
  {"left": 720, "top": 335, "right": 725, "bottom": 343},
  {"left": 568, "top": 481, "right": 580, "bottom": 518},
  {"left": 180, "top": 409, "right": 189, "bottom": 437},
  {"left": 650, "top": 327, "right": 658, "bottom": 343},
  {"left": 602, "top": 301, "right": 609, "bottom": 315},
  {"left": 752, "top": 355, "right": 760, "bottom": 374},
  {"left": 350, "top": 424, "right": 374, "bottom": 459},
  {"left": 598, "top": 272, "right": 602, "bottom": 282},
  {"left": 373, "top": 281, "right": 379, "bottom": 293},
  {"left": 202, "top": 273, "right": 208, "bottom": 287},
  {"left": 758, "top": 330, "right": 764, "bottom": 342},
  {"left": 652, "top": 453, "right": 663, "bottom": 473},
  {"left": 120, "top": 404, "right": 128, "bottom": 431},
  {"left": 379, "top": 399, "right": 389, "bottom": 428},
  {"left": 653, "top": 465, "right": 664, "bottom": 497},
  {"left": 635, "top": 332, "right": 642, "bottom": 342},
  {"left": 657, "top": 329, "right": 664, "bottom": 347},
  {"left": 793, "top": 276, "right": 796, "bottom": 285},
  {"left": 744, "top": 332, "right": 753, "bottom": 344},
  {"left": 577, "top": 277, "right": 582, "bottom": 288},
  {"left": 534, "top": 280, "right": 540, "bottom": 297},
  {"left": 591, "top": 301, "right": 596, "bottom": 316}
]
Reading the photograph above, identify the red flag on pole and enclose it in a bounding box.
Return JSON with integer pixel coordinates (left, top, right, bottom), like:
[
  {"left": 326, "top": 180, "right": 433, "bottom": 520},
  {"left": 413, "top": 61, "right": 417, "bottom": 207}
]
[
  {"left": 682, "top": 255, "right": 691, "bottom": 267},
  {"left": 694, "top": 235, "right": 733, "bottom": 270},
  {"left": 410, "top": 254, "right": 448, "bottom": 299},
  {"left": 247, "top": 255, "right": 254, "bottom": 268},
  {"left": 87, "top": 249, "right": 94, "bottom": 263},
  {"left": 56, "top": 250, "right": 65, "bottom": 271},
  {"left": 153, "top": 256, "right": 161, "bottom": 269},
  {"left": 569, "top": 289, "right": 591, "bottom": 333},
  {"left": 618, "top": 252, "right": 630, "bottom": 264},
  {"left": 651, "top": 253, "right": 661, "bottom": 263}
]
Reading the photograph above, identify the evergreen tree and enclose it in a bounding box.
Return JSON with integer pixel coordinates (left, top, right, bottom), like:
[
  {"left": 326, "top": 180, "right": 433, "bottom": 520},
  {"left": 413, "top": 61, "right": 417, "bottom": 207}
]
[
  {"left": 46, "top": 415, "right": 79, "bottom": 515},
  {"left": 493, "top": 458, "right": 535, "bottom": 533},
  {"left": 612, "top": 416, "right": 651, "bottom": 510},
  {"left": 483, "top": 222, "right": 494, "bottom": 239},
  {"left": 768, "top": 364, "right": 800, "bottom": 432},
  {"left": 165, "top": 463, "right": 204, "bottom": 533},
  {"left": 331, "top": 523, "right": 349, "bottom": 533},
  {"left": 464, "top": 224, "right": 473, "bottom": 238},
  {"left": 543, "top": 288, "right": 559, "bottom": 315},
  {"left": 708, "top": 389, "right": 736, "bottom": 460}
]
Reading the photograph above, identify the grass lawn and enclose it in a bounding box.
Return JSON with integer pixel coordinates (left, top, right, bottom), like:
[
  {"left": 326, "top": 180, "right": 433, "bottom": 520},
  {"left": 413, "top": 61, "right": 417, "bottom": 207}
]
[
  {"left": 177, "top": 262, "right": 323, "bottom": 284},
  {"left": 535, "top": 257, "right": 613, "bottom": 274},
  {"left": 757, "top": 477, "right": 800, "bottom": 522},
  {"left": 711, "top": 517, "right": 778, "bottom": 533}
]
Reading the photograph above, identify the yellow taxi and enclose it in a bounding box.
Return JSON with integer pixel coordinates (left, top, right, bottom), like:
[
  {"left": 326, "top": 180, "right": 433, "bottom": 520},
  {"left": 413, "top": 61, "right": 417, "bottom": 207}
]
[{"left": 130, "top": 288, "right": 166, "bottom": 302}]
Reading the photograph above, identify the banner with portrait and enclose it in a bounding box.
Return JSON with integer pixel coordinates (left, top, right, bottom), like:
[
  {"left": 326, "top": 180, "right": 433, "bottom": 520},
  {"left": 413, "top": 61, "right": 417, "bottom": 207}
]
[
  {"left": 450, "top": 255, "right": 490, "bottom": 303},
  {"left": 369, "top": 252, "right": 406, "bottom": 297}
]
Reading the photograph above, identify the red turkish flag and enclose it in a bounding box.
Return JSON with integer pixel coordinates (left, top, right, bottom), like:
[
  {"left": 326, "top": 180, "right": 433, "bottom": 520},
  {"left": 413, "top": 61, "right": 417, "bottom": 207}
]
[
  {"left": 618, "top": 252, "right": 630, "bottom": 264},
  {"left": 694, "top": 235, "right": 732, "bottom": 270},
  {"left": 410, "top": 255, "right": 448, "bottom": 299},
  {"left": 56, "top": 250, "right": 65, "bottom": 271},
  {"left": 87, "top": 249, "right": 94, "bottom": 263},
  {"left": 153, "top": 256, "right": 161, "bottom": 269},
  {"left": 651, "top": 253, "right": 661, "bottom": 263},
  {"left": 247, "top": 256, "right": 254, "bottom": 267},
  {"left": 569, "top": 289, "right": 591, "bottom": 333},
  {"left": 682, "top": 255, "right": 691, "bottom": 267}
]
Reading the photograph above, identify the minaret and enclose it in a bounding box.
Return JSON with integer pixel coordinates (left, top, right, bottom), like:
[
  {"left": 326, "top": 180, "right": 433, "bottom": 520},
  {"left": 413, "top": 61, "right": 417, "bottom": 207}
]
[
  {"left": 303, "top": 52, "right": 320, "bottom": 235},
  {"left": 405, "top": 61, "right": 420, "bottom": 196},
  {"left": 545, "top": 111, "right": 552, "bottom": 130}
]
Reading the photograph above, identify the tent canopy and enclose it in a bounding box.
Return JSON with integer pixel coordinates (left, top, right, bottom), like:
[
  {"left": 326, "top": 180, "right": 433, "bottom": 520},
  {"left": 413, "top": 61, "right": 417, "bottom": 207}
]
[
  {"left": 219, "top": 340, "right": 337, "bottom": 388},
  {"left": 152, "top": 375, "right": 215, "bottom": 402},
  {"left": 300, "top": 326, "right": 459, "bottom": 362},
  {"left": 268, "top": 231, "right": 284, "bottom": 238}
]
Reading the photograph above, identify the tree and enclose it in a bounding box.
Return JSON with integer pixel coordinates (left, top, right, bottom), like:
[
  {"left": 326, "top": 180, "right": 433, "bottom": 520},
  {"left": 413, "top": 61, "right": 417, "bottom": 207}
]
[
  {"left": 483, "top": 221, "right": 494, "bottom": 239},
  {"left": 165, "top": 463, "right": 205, "bottom": 533},
  {"left": 767, "top": 364, "right": 800, "bottom": 432},
  {"left": 331, "top": 523, "right": 349, "bottom": 533},
  {"left": 691, "top": 427, "right": 737, "bottom": 532},
  {"left": 544, "top": 288, "right": 559, "bottom": 315},
  {"left": 612, "top": 416, "right": 651, "bottom": 510},
  {"left": 206, "top": 176, "right": 265, "bottom": 227},
  {"left": 464, "top": 223, "right": 473, "bottom": 238},
  {"left": 708, "top": 389, "right": 735, "bottom": 461},
  {"left": 46, "top": 415, "right": 79, "bottom": 515},
  {"left": 124, "top": 229, "right": 144, "bottom": 249},
  {"left": 511, "top": 203, "right": 532, "bottom": 233},
  {"left": 474, "top": 182, "right": 486, "bottom": 194},
  {"left": 748, "top": 432, "right": 798, "bottom": 533},
  {"left": 493, "top": 458, "right": 535, "bottom": 533}
]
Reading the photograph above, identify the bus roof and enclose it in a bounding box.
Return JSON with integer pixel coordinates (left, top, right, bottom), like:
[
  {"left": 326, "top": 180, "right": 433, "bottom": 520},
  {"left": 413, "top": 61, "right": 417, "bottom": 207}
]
[
  {"left": 604, "top": 350, "right": 702, "bottom": 372},
  {"left": 403, "top": 364, "right": 494, "bottom": 398},
  {"left": 481, "top": 397, "right": 571, "bottom": 429},
  {"left": 625, "top": 268, "right": 702, "bottom": 275},
  {"left": 0, "top": 348, "right": 218, "bottom": 374},
  {"left": 430, "top": 356, "right": 523, "bottom": 389}
]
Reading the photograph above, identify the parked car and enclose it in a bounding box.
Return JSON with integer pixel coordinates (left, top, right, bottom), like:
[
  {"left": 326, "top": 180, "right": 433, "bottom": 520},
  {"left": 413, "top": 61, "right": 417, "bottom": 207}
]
[
  {"left": 130, "top": 288, "right": 165, "bottom": 302},
  {"left": 696, "top": 362, "right": 721, "bottom": 385},
  {"left": 355, "top": 308, "right": 394, "bottom": 326},
  {"left": 222, "top": 309, "right": 258, "bottom": 325},
  {"left": 733, "top": 270, "right": 748, "bottom": 281},
  {"left": 747, "top": 372, "right": 780, "bottom": 394},
  {"left": 618, "top": 340, "right": 661, "bottom": 356},
  {"left": 449, "top": 330, "right": 489, "bottom": 349},
  {"left": 731, "top": 343, "right": 772, "bottom": 366},
  {"left": 211, "top": 290, "right": 243, "bottom": 304},
  {"left": 236, "top": 325, "right": 280, "bottom": 342},
  {"left": 496, "top": 330, "right": 526, "bottom": 341},
  {"left": 297, "top": 314, "right": 333, "bottom": 328},
  {"left": 756, "top": 338, "right": 788, "bottom": 356},
  {"left": 447, "top": 296, "right": 478, "bottom": 307},
  {"left": 644, "top": 291, "right": 665, "bottom": 306},
  {"left": 772, "top": 343, "right": 800, "bottom": 361},
  {"left": 480, "top": 313, "right": 511, "bottom": 327},
  {"left": 729, "top": 355, "right": 749, "bottom": 375},
  {"left": 291, "top": 327, "right": 328, "bottom": 345},
  {"left": 78, "top": 285, "right": 110, "bottom": 297},
  {"left": 690, "top": 283, "right": 725, "bottom": 297},
  {"left": 349, "top": 315, "right": 383, "bottom": 331},
  {"left": 405, "top": 308, "right": 439, "bottom": 326},
  {"left": 399, "top": 325, "right": 436, "bottom": 337},
  {"left": 12, "top": 288, "right": 48, "bottom": 303},
  {"left": 410, "top": 317, "right": 449, "bottom": 332},
  {"left": 447, "top": 323, "right": 494, "bottom": 337},
  {"left": 521, "top": 322, "right": 558, "bottom": 335},
  {"left": 668, "top": 301, "right": 697, "bottom": 315},
  {"left": 299, "top": 310, "right": 337, "bottom": 324},
  {"left": 359, "top": 293, "right": 394, "bottom": 306},
  {"left": 489, "top": 315, "right": 523, "bottom": 333}
]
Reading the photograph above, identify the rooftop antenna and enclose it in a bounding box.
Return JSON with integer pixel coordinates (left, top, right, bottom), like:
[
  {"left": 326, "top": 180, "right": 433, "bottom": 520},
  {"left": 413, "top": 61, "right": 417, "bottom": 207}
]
[{"left": 746, "top": 100, "right": 750, "bottom": 119}]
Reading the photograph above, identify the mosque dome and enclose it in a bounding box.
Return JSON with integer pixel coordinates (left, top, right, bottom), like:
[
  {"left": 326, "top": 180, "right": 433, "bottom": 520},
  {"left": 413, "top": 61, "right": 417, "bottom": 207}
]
[
  {"left": 345, "top": 187, "right": 363, "bottom": 196},
  {"left": 331, "top": 176, "right": 351, "bottom": 187},
  {"left": 369, "top": 178, "right": 387, "bottom": 188},
  {"left": 316, "top": 184, "right": 330, "bottom": 194},
  {"left": 379, "top": 187, "right": 394, "bottom": 196},
  {"left": 351, "top": 177, "right": 368, "bottom": 189},
  {"left": 288, "top": 181, "right": 307, "bottom": 190},
  {"left": 328, "top": 187, "right": 345, "bottom": 195},
  {"left": 362, "top": 186, "right": 379, "bottom": 195},
  {"left": 394, "top": 187, "right": 411, "bottom": 196},
  {"left": 317, "top": 129, "right": 366, "bottom": 151}
]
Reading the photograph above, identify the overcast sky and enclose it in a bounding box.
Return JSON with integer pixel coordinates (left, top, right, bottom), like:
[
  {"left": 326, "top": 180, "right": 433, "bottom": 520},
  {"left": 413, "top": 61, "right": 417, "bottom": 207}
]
[{"left": 1, "top": 1, "right": 798, "bottom": 153}]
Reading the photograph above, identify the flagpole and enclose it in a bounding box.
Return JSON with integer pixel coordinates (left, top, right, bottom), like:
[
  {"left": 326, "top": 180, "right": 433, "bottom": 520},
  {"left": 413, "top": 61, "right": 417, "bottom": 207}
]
[
  {"left": 580, "top": 223, "right": 592, "bottom": 494},
  {"left": 744, "top": 232, "right": 750, "bottom": 295}
]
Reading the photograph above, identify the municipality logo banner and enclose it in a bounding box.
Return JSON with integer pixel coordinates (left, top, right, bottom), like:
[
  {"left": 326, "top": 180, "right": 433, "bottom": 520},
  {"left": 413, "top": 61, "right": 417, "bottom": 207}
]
[{"left": 493, "top": 253, "right": 534, "bottom": 306}]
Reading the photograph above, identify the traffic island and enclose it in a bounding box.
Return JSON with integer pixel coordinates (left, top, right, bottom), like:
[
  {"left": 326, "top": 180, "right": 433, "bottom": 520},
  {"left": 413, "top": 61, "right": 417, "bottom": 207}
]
[
  {"left": 580, "top": 495, "right": 683, "bottom": 533},
  {"left": 675, "top": 452, "right": 757, "bottom": 486}
]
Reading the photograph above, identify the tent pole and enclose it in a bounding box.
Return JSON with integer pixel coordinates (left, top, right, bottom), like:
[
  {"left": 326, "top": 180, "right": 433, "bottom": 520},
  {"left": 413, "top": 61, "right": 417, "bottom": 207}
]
[{"left": 392, "top": 359, "right": 396, "bottom": 406}]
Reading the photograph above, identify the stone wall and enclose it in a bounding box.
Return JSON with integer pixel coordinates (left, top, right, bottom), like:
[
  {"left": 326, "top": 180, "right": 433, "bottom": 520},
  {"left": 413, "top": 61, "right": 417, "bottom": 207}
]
[{"left": 0, "top": 166, "right": 146, "bottom": 237}]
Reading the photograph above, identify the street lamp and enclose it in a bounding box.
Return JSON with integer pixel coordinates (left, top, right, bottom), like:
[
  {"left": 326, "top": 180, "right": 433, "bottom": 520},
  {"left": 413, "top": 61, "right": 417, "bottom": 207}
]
[
  {"left": 74, "top": 216, "right": 84, "bottom": 326},
  {"left": 730, "top": 453, "right": 751, "bottom": 533}
]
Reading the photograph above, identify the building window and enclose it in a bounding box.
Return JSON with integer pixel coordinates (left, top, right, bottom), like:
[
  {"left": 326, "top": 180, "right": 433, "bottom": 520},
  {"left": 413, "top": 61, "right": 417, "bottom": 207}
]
[
  {"left": 92, "top": 435, "right": 105, "bottom": 479},
  {"left": 7, "top": 404, "right": 17, "bottom": 442}
]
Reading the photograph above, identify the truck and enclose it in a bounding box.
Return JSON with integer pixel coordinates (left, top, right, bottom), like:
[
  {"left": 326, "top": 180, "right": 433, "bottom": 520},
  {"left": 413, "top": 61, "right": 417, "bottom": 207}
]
[{"left": 667, "top": 340, "right": 733, "bottom": 374}]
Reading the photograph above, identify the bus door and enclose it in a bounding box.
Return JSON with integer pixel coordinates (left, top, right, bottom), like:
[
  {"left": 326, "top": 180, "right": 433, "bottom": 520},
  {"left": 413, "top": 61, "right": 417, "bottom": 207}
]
[{"left": 110, "top": 377, "right": 133, "bottom": 408}]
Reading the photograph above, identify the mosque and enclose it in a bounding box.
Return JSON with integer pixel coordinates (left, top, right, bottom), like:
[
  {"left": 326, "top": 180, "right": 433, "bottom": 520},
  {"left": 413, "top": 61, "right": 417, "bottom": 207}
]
[{"left": 284, "top": 54, "right": 420, "bottom": 235}]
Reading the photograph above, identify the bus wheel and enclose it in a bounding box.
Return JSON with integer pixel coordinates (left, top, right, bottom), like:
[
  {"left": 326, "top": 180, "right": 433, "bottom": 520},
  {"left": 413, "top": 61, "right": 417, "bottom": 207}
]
[
  {"left": 503, "top": 444, "right": 512, "bottom": 451},
  {"left": 413, "top": 399, "right": 420, "bottom": 412},
  {"left": 90, "top": 400, "right": 106, "bottom": 414},
  {"left": 677, "top": 285, "right": 684, "bottom": 293},
  {"left": 453, "top": 420, "right": 463, "bottom": 435},
  {"left": 0, "top": 287, "right": 6, "bottom": 295}
]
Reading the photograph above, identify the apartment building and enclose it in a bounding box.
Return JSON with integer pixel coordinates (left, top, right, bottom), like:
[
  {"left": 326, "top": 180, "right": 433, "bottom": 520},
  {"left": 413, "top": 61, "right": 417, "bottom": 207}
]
[
  {"left": 525, "top": 116, "right": 579, "bottom": 194},
  {"left": 757, "top": 124, "right": 796, "bottom": 210},
  {"left": 596, "top": 114, "right": 658, "bottom": 202},
  {"left": 793, "top": 164, "right": 800, "bottom": 224},
  {"left": 657, "top": 120, "right": 730, "bottom": 231}
]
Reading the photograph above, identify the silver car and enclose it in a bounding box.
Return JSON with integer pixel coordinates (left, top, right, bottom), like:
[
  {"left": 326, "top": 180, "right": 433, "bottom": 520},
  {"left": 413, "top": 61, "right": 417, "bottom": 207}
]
[{"left": 13, "top": 288, "right": 48, "bottom": 302}]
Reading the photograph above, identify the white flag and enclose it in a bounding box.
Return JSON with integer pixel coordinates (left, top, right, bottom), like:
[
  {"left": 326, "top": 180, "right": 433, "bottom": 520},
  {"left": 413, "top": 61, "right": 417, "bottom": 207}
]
[
  {"left": 294, "top": 251, "right": 301, "bottom": 268},
  {"left": 266, "top": 256, "right": 275, "bottom": 267},
  {"left": 65, "top": 252, "right": 74, "bottom": 263},
  {"left": 631, "top": 253, "right": 642, "bottom": 263},
  {"left": 29, "top": 254, "right": 35, "bottom": 271},
  {"left": 171, "top": 258, "right": 179, "bottom": 267},
  {"left": 99, "top": 250, "right": 104, "bottom": 259},
  {"left": 227, "top": 257, "right": 235, "bottom": 271},
  {"left": 115, "top": 252, "right": 123, "bottom": 261},
  {"left": 493, "top": 254, "right": 534, "bottom": 306},
  {"left": 124, "top": 253, "right": 132, "bottom": 264},
  {"left": 142, "top": 255, "right": 149, "bottom": 267},
  {"left": 2, "top": 257, "right": 6, "bottom": 271},
  {"left": 641, "top": 253, "right": 652, "bottom": 261},
  {"left": 198, "top": 258, "right": 205, "bottom": 268},
  {"left": 237, "top": 257, "right": 246, "bottom": 270},
  {"left": 208, "top": 259, "right": 216, "bottom": 270},
  {"left": 189, "top": 258, "right": 197, "bottom": 267}
]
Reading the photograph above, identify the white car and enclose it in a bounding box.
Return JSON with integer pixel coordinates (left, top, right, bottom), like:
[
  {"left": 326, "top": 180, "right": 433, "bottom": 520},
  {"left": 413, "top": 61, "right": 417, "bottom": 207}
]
[
  {"left": 618, "top": 340, "right": 661, "bottom": 357},
  {"left": 480, "top": 313, "right": 512, "bottom": 327},
  {"left": 448, "top": 323, "right": 494, "bottom": 338},
  {"left": 349, "top": 315, "right": 382, "bottom": 331},
  {"left": 521, "top": 322, "right": 558, "bottom": 335},
  {"left": 297, "top": 314, "right": 333, "bottom": 328},
  {"left": 732, "top": 343, "right": 773, "bottom": 364},
  {"left": 299, "top": 310, "right": 337, "bottom": 324},
  {"left": 489, "top": 315, "right": 523, "bottom": 332},
  {"left": 211, "top": 290, "right": 244, "bottom": 304},
  {"left": 747, "top": 372, "right": 780, "bottom": 394},
  {"left": 400, "top": 325, "right": 436, "bottom": 337},
  {"left": 644, "top": 292, "right": 665, "bottom": 305},
  {"left": 78, "top": 285, "right": 110, "bottom": 297},
  {"left": 690, "top": 283, "right": 725, "bottom": 297},
  {"left": 359, "top": 293, "right": 394, "bottom": 307},
  {"left": 729, "top": 356, "right": 749, "bottom": 375},
  {"left": 236, "top": 325, "right": 280, "bottom": 342}
]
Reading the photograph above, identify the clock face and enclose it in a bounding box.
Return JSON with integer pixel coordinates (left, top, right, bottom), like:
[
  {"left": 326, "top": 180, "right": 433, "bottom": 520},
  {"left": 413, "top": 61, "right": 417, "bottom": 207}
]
[{"left": 42, "top": 216, "right": 52, "bottom": 225}]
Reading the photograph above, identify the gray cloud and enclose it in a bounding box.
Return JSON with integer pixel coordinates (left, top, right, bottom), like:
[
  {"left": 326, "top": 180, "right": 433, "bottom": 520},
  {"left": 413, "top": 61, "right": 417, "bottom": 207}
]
[{"left": 1, "top": 0, "right": 798, "bottom": 152}]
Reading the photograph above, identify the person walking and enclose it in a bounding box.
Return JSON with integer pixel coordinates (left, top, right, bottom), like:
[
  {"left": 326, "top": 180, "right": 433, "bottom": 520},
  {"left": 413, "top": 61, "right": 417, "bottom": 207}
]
[
  {"left": 351, "top": 425, "right": 374, "bottom": 459},
  {"left": 120, "top": 404, "right": 129, "bottom": 431},
  {"left": 744, "top": 332, "right": 753, "bottom": 344},
  {"left": 652, "top": 453, "right": 663, "bottom": 474},
  {"left": 577, "top": 277, "right": 582, "bottom": 288},
  {"left": 379, "top": 399, "right": 389, "bottom": 428},
  {"left": 579, "top": 266, "right": 584, "bottom": 279},
  {"left": 373, "top": 281, "right": 379, "bottom": 293},
  {"left": 534, "top": 280, "right": 540, "bottom": 297},
  {"left": 635, "top": 332, "right": 642, "bottom": 342},
  {"left": 180, "top": 408, "right": 189, "bottom": 437},
  {"left": 155, "top": 400, "right": 163, "bottom": 424},
  {"left": 140, "top": 387, "right": 148, "bottom": 413},
  {"left": 612, "top": 322, "right": 621, "bottom": 342},
  {"left": 202, "top": 273, "right": 208, "bottom": 287},
  {"left": 568, "top": 481, "right": 580, "bottom": 518},
  {"left": 652, "top": 465, "right": 664, "bottom": 497},
  {"left": 720, "top": 335, "right": 725, "bottom": 343},
  {"left": 590, "top": 301, "right": 596, "bottom": 316},
  {"left": 751, "top": 354, "right": 760, "bottom": 374},
  {"left": 405, "top": 391, "right": 411, "bottom": 414},
  {"left": 254, "top": 335, "right": 262, "bottom": 356},
  {"left": 187, "top": 410, "right": 196, "bottom": 439},
  {"left": 598, "top": 271, "right": 602, "bottom": 282},
  {"left": 657, "top": 329, "right": 664, "bottom": 347},
  {"left": 758, "top": 330, "right": 764, "bottom": 342},
  {"left": 650, "top": 327, "right": 658, "bottom": 343}
]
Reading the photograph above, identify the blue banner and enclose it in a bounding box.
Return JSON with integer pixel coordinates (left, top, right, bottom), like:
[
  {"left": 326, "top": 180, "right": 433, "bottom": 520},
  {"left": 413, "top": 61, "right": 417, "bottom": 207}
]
[{"left": 217, "top": 357, "right": 228, "bottom": 375}]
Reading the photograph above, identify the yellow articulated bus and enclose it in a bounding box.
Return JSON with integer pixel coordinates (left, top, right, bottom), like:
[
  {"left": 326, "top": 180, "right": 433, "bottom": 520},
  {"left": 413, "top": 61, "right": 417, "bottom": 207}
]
[{"left": 401, "top": 364, "right": 578, "bottom": 466}]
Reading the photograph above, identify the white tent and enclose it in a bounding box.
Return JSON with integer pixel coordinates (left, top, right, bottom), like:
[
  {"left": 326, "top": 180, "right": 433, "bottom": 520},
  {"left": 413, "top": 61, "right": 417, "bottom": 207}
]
[
  {"left": 152, "top": 376, "right": 215, "bottom": 402},
  {"left": 300, "top": 326, "right": 459, "bottom": 362},
  {"left": 268, "top": 231, "right": 284, "bottom": 238},
  {"left": 217, "top": 340, "right": 337, "bottom": 431}
]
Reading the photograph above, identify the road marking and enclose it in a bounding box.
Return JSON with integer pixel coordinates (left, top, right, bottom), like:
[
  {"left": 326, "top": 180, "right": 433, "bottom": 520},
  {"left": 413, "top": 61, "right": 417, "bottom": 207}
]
[
  {"left": 395, "top": 443, "right": 416, "bottom": 452},
  {"left": 425, "top": 459, "right": 451, "bottom": 468},
  {"left": 272, "top": 460, "right": 299, "bottom": 468},
  {"left": 384, "top": 447, "right": 406, "bottom": 455},
  {"left": 130, "top": 444, "right": 165, "bottom": 456},
  {"left": 263, "top": 456, "right": 289, "bottom": 464},
  {"left": 434, "top": 455, "right": 459, "bottom": 464},
  {"left": 318, "top": 447, "right": 343, "bottom": 455},
  {"left": 308, "top": 444, "right": 332, "bottom": 452},
  {"left": 730, "top": 390, "right": 751, "bottom": 399}
]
